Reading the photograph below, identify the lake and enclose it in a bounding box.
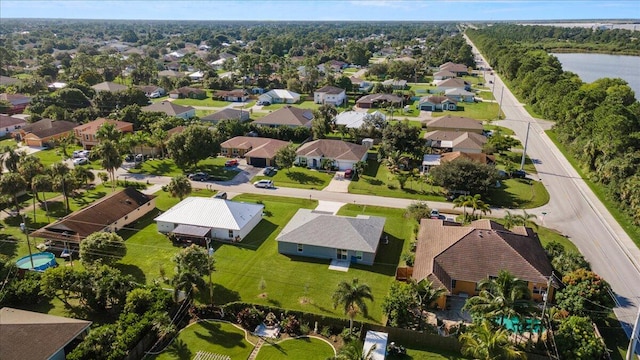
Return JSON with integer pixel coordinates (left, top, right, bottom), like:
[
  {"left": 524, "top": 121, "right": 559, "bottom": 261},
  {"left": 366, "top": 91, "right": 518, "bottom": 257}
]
[{"left": 551, "top": 53, "right": 640, "bottom": 99}]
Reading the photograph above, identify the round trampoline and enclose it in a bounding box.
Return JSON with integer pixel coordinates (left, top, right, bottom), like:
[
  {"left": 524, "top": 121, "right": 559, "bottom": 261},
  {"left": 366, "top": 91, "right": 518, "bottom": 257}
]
[{"left": 16, "top": 252, "right": 57, "bottom": 272}]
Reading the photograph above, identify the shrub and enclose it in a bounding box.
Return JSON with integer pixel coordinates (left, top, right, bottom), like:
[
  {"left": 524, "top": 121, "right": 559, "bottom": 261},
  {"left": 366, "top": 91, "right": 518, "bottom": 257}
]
[
  {"left": 281, "top": 314, "right": 301, "bottom": 335},
  {"left": 299, "top": 322, "right": 311, "bottom": 335},
  {"left": 236, "top": 307, "right": 263, "bottom": 330},
  {"left": 320, "top": 325, "right": 332, "bottom": 338}
]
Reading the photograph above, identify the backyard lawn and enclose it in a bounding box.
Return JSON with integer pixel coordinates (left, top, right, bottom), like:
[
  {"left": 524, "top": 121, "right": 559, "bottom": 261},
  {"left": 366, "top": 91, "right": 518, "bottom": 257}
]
[
  {"left": 256, "top": 337, "right": 335, "bottom": 360},
  {"left": 171, "top": 93, "right": 231, "bottom": 108},
  {"left": 252, "top": 167, "right": 334, "bottom": 190},
  {"left": 152, "top": 321, "right": 255, "bottom": 360},
  {"left": 127, "top": 157, "right": 240, "bottom": 180}
]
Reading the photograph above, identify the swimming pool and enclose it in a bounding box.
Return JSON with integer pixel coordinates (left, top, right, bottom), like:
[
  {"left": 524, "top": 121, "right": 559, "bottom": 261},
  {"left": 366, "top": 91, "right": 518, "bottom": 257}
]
[
  {"left": 499, "top": 316, "right": 544, "bottom": 334},
  {"left": 15, "top": 252, "right": 57, "bottom": 272}
]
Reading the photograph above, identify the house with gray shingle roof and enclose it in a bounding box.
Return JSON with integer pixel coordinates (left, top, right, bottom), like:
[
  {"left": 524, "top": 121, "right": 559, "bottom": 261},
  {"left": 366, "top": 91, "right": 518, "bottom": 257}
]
[
  {"left": 91, "top": 81, "right": 128, "bottom": 93},
  {"left": 295, "top": 139, "right": 368, "bottom": 171},
  {"left": 201, "top": 108, "right": 250, "bottom": 125},
  {"left": 277, "top": 209, "right": 386, "bottom": 265},
  {"left": 411, "top": 219, "right": 554, "bottom": 309},
  {"left": 252, "top": 106, "right": 313, "bottom": 128},
  {"left": 141, "top": 101, "right": 195, "bottom": 119}
]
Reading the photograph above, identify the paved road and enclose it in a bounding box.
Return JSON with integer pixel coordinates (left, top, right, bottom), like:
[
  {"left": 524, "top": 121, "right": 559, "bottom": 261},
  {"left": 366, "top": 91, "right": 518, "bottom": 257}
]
[{"left": 465, "top": 35, "right": 640, "bottom": 345}]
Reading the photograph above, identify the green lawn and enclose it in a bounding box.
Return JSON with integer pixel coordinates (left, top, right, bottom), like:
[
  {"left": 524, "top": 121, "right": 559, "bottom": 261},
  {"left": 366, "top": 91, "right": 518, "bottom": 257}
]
[
  {"left": 252, "top": 167, "right": 334, "bottom": 190},
  {"left": 171, "top": 92, "right": 230, "bottom": 108},
  {"left": 486, "top": 178, "right": 549, "bottom": 209},
  {"left": 393, "top": 347, "right": 467, "bottom": 360},
  {"left": 483, "top": 124, "right": 514, "bottom": 136},
  {"left": 546, "top": 130, "right": 640, "bottom": 245},
  {"left": 0, "top": 137, "right": 18, "bottom": 150},
  {"left": 431, "top": 102, "right": 499, "bottom": 121},
  {"left": 256, "top": 337, "right": 335, "bottom": 360},
  {"left": 476, "top": 91, "right": 495, "bottom": 101},
  {"left": 127, "top": 157, "right": 240, "bottom": 180},
  {"left": 408, "top": 83, "right": 436, "bottom": 93},
  {"left": 152, "top": 321, "right": 255, "bottom": 360},
  {"left": 494, "top": 150, "right": 538, "bottom": 174}
]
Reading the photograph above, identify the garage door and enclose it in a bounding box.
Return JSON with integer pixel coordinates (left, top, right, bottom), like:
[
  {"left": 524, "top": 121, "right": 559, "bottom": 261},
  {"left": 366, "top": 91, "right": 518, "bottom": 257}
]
[
  {"left": 249, "top": 157, "right": 267, "bottom": 167},
  {"left": 420, "top": 105, "right": 434, "bottom": 111}
]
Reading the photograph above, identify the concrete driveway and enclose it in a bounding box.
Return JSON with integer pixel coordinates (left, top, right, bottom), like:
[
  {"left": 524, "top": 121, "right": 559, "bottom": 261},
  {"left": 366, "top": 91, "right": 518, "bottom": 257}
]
[{"left": 323, "top": 172, "right": 351, "bottom": 193}]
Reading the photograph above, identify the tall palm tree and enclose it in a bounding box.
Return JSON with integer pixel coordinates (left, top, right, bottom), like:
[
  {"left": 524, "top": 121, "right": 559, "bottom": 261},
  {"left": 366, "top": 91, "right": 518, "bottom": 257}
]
[
  {"left": 413, "top": 279, "right": 447, "bottom": 310},
  {"left": 150, "top": 127, "right": 168, "bottom": 158},
  {"left": 91, "top": 139, "right": 122, "bottom": 191},
  {"left": 2, "top": 146, "right": 24, "bottom": 173},
  {"left": 334, "top": 340, "right": 375, "bottom": 360},
  {"left": 18, "top": 155, "right": 45, "bottom": 221},
  {"left": 165, "top": 175, "right": 192, "bottom": 200},
  {"left": 515, "top": 210, "right": 538, "bottom": 229},
  {"left": 332, "top": 278, "right": 374, "bottom": 333},
  {"left": 32, "top": 174, "right": 53, "bottom": 223},
  {"left": 55, "top": 134, "right": 76, "bottom": 159},
  {"left": 453, "top": 194, "right": 471, "bottom": 222},
  {"left": 95, "top": 122, "right": 121, "bottom": 142},
  {"left": 464, "top": 270, "right": 535, "bottom": 327},
  {"left": 49, "top": 163, "right": 77, "bottom": 213},
  {"left": 460, "top": 320, "right": 525, "bottom": 360},
  {"left": 71, "top": 166, "right": 96, "bottom": 187},
  {"left": 502, "top": 210, "right": 517, "bottom": 230}
]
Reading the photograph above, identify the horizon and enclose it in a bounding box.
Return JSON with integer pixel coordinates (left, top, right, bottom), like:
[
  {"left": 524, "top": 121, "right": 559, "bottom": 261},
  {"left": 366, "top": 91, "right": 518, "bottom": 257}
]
[{"left": 1, "top": 1, "right": 639, "bottom": 22}]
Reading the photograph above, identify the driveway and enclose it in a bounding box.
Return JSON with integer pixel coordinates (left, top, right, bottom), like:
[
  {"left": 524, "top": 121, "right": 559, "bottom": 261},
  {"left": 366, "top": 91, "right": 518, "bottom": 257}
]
[{"left": 323, "top": 172, "right": 351, "bottom": 193}]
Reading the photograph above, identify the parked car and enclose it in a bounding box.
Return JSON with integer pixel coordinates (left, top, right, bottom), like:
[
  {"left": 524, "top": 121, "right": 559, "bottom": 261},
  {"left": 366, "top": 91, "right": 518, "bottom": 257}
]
[
  {"left": 72, "top": 157, "right": 89, "bottom": 165},
  {"left": 134, "top": 154, "right": 144, "bottom": 162},
  {"left": 253, "top": 179, "right": 274, "bottom": 188},
  {"left": 510, "top": 170, "right": 527, "bottom": 179},
  {"left": 263, "top": 166, "right": 277, "bottom": 176},
  {"left": 344, "top": 169, "right": 353, "bottom": 179},
  {"left": 257, "top": 100, "right": 271, "bottom": 106},
  {"left": 73, "top": 150, "right": 90, "bottom": 158},
  {"left": 225, "top": 159, "right": 238, "bottom": 167},
  {"left": 188, "top": 172, "right": 210, "bottom": 181},
  {"left": 125, "top": 154, "right": 135, "bottom": 162},
  {"left": 213, "top": 191, "right": 228, "bottom": 199},
  {"left": 430, "top": 209, "right": 440, "bottom": 219}
]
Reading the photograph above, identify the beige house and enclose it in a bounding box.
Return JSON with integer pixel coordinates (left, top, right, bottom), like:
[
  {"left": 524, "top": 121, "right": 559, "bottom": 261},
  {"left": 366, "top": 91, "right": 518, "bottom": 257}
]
[
  {"left": 73, "top": 118, "right": 134, "bottom": 149},
  {"left": 220, "top": 136, "right": 290, "bottom": 167},
  {"left": 296, "top": 139, "right": 368, "bottom": 170}
]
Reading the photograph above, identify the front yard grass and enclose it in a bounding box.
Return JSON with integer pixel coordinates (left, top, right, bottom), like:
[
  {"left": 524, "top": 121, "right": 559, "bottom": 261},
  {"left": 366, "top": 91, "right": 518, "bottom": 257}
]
[
  {"left": 252, "top": 167, "right": 334, "bottom": 190},
  {"left": 171, "top": 93, "right": 230, "bottom": 108},
  {"left": 127, "top": 157, "right": 239, "bottom": 180},
  {"left": 152, "top": 321, "right": 255, "bottom": 360},
  {"left": 476, "top": 91, "right": 495, "bottom": 101},
  {"left": 256, "top": 337, "right": 335, "bottom": 360},
  {"left": 431, "top": 101, "right": 499, "bottom": 121},
  {"left": 486, "top": 178, "right": 549, "bottom": 209}
]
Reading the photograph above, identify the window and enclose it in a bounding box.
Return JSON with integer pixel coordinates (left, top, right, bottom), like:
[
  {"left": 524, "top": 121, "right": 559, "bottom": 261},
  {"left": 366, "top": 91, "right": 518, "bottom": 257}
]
[
  {"left": 297, "top": 244, "right": 303, "bottom": 253},
  {"left": 232, "top": 148, "right": 239, "bottom": 155},
  {"left": 336, "top": 249, "right": 348, "bottom": 260},
  {"left": 228, "top": 230, "right": 234, "bottom": 238},
  {"left": 532, "top": 284, "right": 544, "bottom": 294},
  {"left": 356, "top": 251, "right": 363, "bottom": 260},
  {"left": 451, "top": 279, "right": 457, "bottom": 289}
]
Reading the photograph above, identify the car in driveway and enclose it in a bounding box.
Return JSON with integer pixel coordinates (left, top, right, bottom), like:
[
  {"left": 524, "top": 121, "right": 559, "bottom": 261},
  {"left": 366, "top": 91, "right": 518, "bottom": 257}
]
[
  {"left": 344, "top": 169, "right": 353, "bottom": 179},
  {"left": 73, "top": 150, "right": 90, "bottom": 158},
  {"left": 72, "top": 157, "right": 89, "bottom": 165},
  {"left": 430, "top": 209, "right": 440, "bottom": 219},
  {"left": 213, "top": 191, "right": 227, "bottom": 199},
  {"left": 263, "top": 166, "right": 277, "bottom": 176},
  {"left": 510, "top": 170, "right": 527, "bottom": 179},
  {"left": 188, "top": 172, "right": 210, "bottom": 181},
  {"left": 253, "top": 179, "right": 274, "bottom": 188},
  {"left": 225, "top": 159, "right": 238, "bottom": 167}
]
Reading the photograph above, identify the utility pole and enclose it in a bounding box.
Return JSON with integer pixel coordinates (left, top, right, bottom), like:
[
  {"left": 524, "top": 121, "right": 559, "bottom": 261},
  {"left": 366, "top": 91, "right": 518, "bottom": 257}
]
[
  {"left": 497, "top": 86, "right": 504, "bottom": 120},
  {"left": 20, "top": 215, "right": 35, "bottom": 269},
  {"left": 627, "top": 304, "right": 640, "bottom": 360},
  {"left": 206, "top": 238, "right": 214, "bottom": 306},
  {"left": 520, "top": 122, "right": 531, "bottom": 171}
]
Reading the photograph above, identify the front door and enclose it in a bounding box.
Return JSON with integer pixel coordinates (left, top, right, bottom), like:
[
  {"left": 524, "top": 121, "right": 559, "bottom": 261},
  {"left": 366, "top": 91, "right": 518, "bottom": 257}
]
[
  {"left": 312, "top": 158, "right": 318, "bottom": 168},
  {"left": 336, "top": 249, "right": 348, "bottom": 260}
]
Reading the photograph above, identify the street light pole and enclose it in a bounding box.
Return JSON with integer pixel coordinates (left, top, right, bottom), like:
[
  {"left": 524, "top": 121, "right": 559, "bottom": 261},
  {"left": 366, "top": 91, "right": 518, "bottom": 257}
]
[
  {"left": 20, "top": 215, "right": 35, "bottom": 269},
  {"left": 206, "top": 238, "right": 214, "bottom": 306},
  {"left": 520, "top": 122, "right": 531, "bottom": 171},
  {"left": 497, "top": 86, "right": 504, "bottom": 120}
]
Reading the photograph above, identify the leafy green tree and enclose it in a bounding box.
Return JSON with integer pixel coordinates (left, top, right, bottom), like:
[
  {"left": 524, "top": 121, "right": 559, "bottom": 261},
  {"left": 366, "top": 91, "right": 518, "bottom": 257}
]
[
  {"left": 332, "top": 278, "right": 374, "bottom": 333},
  {"left": 80, "top": 232, "right": 127, "bottom": 265},
  {"left": 381, "top": 121, "right": 423, "bottom": 160},
  {"left": 275, "top": 144, "right": 298, "bottom": 172},
  {"left": 413, "top": 279, "right": 447, "bottom": 311},
  {"left": 405, "top": 201, "right": 431, "bottom": 223},
  {"left": 95, "top": 122, "right": 121, "bottom": 142},
  {"left": 460, "top": 320, "right": 525, "bottom": 360},
  {"left": 171, "top": 244, "right": 214, "bottom": 301},
  {"left": 166, "top": 125, "right": 220, "bottom": 169},
  {"left": 165, "top": 175, "right": 192, "bottom": 200},
  {"left": 555, "top": 316, "right": 607, "bottom": 359},
  {"left": 334, "top": 340, "right": 375, "bottom": 360},
  {"left": 430, "top": 158, "right": 499, "bottom": 196},
  {"left": 0, "top": 172, "right": 28, "bottom": 213},
  {"left": 352, "top": 160, "right": 367, "bottom": 180},
  {"left": 2, "top": 146, "right": 24, "bottom": 173},
  {"left": 556, "top": 269, "right": 614, "bottom": 321},
  {"left": 485, "top": 131, "right": 521, "bottom": 154},
  {"left": 382, "top": 281, "right": 418, "bottom": 327}
]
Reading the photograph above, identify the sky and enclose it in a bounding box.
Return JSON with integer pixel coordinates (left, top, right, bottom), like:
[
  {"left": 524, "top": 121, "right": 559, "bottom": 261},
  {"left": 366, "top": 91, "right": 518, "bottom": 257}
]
[{"left": 1, "top": 1, "right": 639, "bottom": 22}]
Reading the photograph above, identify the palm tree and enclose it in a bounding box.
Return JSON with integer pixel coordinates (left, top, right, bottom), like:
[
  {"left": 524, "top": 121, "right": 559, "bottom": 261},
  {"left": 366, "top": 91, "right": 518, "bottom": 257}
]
[
  {"left": 463, "top": 270, "right": 535, "bottom": 327},
  {"left": 32, "top": 174, "right": 53, "bottom": 223},
  {"left": 55, "top": 134, "right": 76, "bottom": 159},
  {"left": 49, "top": 163, "right": 77, "bottom": 213},
  {"left": 171, "top": 270, "right": 203, "bottom": 302},
  {"left": 165, "top": 175, "right": 192, "bottom": 200},
  {"left": 515, "top": 210, "right": 537, "bottom": 229},
  {"left": 0, "top": 172, "right": 28, "bottom": 214},
  {"left": 332, "top": 278, "right": 374, "bottom": 333},
  {"left": 467, "top": 194, "right": 492, "bottom": 219},
  {"left": 353, "top": 160, "right": 367, "bottom": 180},
  {"left": 150, "top": 127, "right": 168, "bottom": 158},
  {"left": 413, "top": 279, "right": 447, "bottom": 310},
  {"left": 95, "top": 122, "right": 121, "bottom": 142},
  {"left": 453, "top": 194, "right": 471, "bottom": 222},
  {"left": 334, "top": 340, "right": 375, "bottom": 360},
  {"left": 91, "top": 139, "right": 122, "bottom": 191},
  {"left": 71, "top": 166, "right": 96, "bottom": 187},
  {"left": 502, "top": 210, "right": 517, "bottom": 230},
  {"left": 460, "top": 320, "right": 525, "bottom": 360}
]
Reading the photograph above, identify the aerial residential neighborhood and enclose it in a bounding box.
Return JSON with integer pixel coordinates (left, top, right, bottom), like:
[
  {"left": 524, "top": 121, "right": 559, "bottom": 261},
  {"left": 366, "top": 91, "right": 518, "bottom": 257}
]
[{"left": 0, "top": 3, "right": 639, "bottom": 360}]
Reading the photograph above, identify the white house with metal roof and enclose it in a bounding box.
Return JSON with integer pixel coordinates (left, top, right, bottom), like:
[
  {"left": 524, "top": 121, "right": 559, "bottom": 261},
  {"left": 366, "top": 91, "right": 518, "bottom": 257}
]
[
  {"left": 155, "top": 197, "right": 264, "bottom": 242},
  {"left": 334, "top": 111, "right": 386, "bottom": 129},
  {"left": 277, "top": 209, "right": 386, "bottom": 266}
]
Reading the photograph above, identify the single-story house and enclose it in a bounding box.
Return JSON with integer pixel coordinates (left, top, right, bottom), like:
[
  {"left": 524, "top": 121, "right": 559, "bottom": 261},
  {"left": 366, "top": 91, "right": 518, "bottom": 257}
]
[
  {"left": 439, "top": 62, "right": 469, "bottom": 76},
  {"left": 138, "top": 85, "right": 166, "bottom": 98},
  {"left": 296, "top": 139, "right": 368, "bottom": 170},
  {"left": 382, "top": 79, "right": 408, "bottom": 90},
  {"left": 258, "top": 89, "right": 300, "bottom": 104},
  {"left": 433, "top": 70, "right": 456, "bottom": 81},
  {"left": 277, "top": 209, "right": 386, "bottom": 266},
  {"left": 435, "top": 78, "right": 471, "bottom": 92},
  {"left": 349, "top": 76, "right": 373, "bottom": 92},
  {"left": 252, "top": 106, "right": 313, "bottom": 128},
  {"left": 418, "top": 96, "right": 457, "bottom": 111},
  {"left": 425, "top": 116, "right": 483, "bottom": 133},
  {"left": 17, "top": 118, "right": 76, "bottom": 148},
  {"left": 91, "top": 81, "right": 128, "bottom": 93},
  {"left": 213, "top": 89, "right": 249, "bottom": 102},
  {"left": 30, "top": 188, "right": 156, "bottom": 251},
  {"left": 356, "top": 93, "right": 403, "bottom": 109},
  {"left": 220, "top": 136, "right": 289, "bottom": 167},
  {"left": 168, "top": 86, "right": 206, "bottom": 99},
  {"left": 334, "top": 111, "right": 386, "bottom": 129},
  {"left": 188, "top": 71, "right": 205, "bottom": 81},
  {"left": 155, "top": 197, "right": 264, "bottom": 243},
  {"left": 201, "top": 108, "right": 250, "bottom": 124},
  {"left": 73, "top": 118, "right": 134, "bottom": 149},
  {"left": 412, "top": 219, "right": 554, "bottom": 309},
  {"left": 0, "top": 114, "right": 27, "bottom": 137},
  {"left": 441, "top": 151, "right": 495, "bottom": 165},
  {"left": 0, "top": 307, "right": 92, "bottom": 360},
  {"left": 445, "top": 88, "right": 475, "bottom": 103},
  {"left": 314, "top": 85, "right": 346, "bottom": 106},
  {"left": 424, "top": 130, "right": 487, "bottom": 153},
  {"left": 421, "top": 154, "right": 441, "bottom": 173},
  {"left": 323, "top": 59, "right": 349, "bottom": 72},
  {"left": 141, "top": 101, "right": 196, "bottom": 119},
  {"left": 158, "top": 70, "right": 184, "bottom": 78},
  {"left": 0, "top": 93, "right": 30, "bottom": 114},
  {"left": 0, "top": 75, "right": 20, "bottom": 86}
]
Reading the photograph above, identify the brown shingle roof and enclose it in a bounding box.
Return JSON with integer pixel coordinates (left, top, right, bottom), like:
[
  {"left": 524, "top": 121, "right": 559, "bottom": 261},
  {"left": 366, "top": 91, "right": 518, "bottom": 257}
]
[
  {"left": 437, "top": 78, "right": 468, "bottom": 88},
  {"left": 30, "top": 188, "right": 155, "bottom": 244},
  {"left": 413, "top": 219, "right": 553, "bottom": 291},
  {"left": 296, "top": 139, "right": 368, "bottom": 161},
  {"left": 424, "top": 130, "right": 487, "bottom": 150},
  {"left": 0, "top": 114, "right": 26, "bottom": 128},
  {"left": 315, "top": 85, "right": 345, "bottom": 95},
  {"left": 73, "top": 118, "right": 133, "bottom": 135},
  {"left": 426, "top": 116, "right": 483, "bottom": 132},
  {"left": 252, "top": 106, "right": 314, "bottom": 127},
  {"left": 0, "top": 307, "right": 91, "bottom": 360},
  {"left": 356, "top": 93, "right": 403, "bottom": 105},
  {"left": 440, "top": 151, "right": 495, "bottom": 165},
  {"left": 142, "top": 101, "right": 194, "bottom": 116},
  {"left": 22, "top": 118, "right": 77, "bottom": 139},
  {"left": 221, "top": 136, "right": 290, "bottom": 159},
  {"left": 201, "top": 108, "right": 249, "bottom": 122}
]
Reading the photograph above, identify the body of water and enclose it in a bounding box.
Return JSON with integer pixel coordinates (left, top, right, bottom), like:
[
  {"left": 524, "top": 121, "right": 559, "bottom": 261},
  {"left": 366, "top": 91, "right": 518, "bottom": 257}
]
[{"left": 551, "top": 53, "right": 640, "bottom": 99}]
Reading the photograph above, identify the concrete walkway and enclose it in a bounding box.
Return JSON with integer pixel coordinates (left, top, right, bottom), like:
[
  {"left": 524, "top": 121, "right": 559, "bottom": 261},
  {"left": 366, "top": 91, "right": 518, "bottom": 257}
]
[{"left": 313, "top": 200, "right": 345, "bottom": 215}]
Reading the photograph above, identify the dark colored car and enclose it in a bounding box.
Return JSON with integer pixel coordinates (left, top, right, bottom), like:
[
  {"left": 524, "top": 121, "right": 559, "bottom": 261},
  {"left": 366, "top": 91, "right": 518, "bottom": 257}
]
[
  {"left": 511, "top": 170, "right": 527, "bottom": 179},
  {"left": 344, "top": 169, "right": 353, "bottom": 179},
  {"left": 213, "top": 191, "right": 227, "bottom": 199},
  {"left": 264, "top": 166, "right": 277, "bottom": 176},
  {"left": 188, "top": 172, "right": 210, "bottom": 181}
]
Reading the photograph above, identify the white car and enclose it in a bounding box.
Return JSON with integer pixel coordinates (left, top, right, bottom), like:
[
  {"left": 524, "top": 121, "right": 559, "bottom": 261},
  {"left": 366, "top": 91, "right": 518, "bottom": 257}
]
[
  {"left": 73, "top": 157, "right": 89, "bottom": 165},
  {"left": 72, "top": 150, "right": 90, "bottom": 158},
  {"left": 253, "top": 180, "right": 274, "bottom": 188}
]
